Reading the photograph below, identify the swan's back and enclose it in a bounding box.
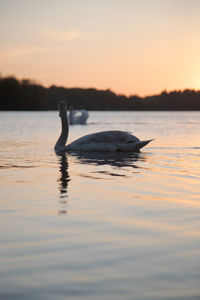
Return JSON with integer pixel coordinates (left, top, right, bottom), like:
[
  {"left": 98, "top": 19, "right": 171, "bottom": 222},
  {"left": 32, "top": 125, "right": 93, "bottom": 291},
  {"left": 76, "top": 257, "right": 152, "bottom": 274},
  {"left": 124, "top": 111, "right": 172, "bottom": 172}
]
[{"left": 66, "top": 130, "right": 142, "bottom": 152}]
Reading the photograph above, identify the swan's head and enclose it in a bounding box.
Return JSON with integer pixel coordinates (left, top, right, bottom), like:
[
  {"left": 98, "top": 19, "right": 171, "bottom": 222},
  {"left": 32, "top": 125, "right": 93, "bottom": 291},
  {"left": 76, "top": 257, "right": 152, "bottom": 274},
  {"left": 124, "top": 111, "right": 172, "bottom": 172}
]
[{"left": 58, "top": 101, "right": 67, "bottom": 117}]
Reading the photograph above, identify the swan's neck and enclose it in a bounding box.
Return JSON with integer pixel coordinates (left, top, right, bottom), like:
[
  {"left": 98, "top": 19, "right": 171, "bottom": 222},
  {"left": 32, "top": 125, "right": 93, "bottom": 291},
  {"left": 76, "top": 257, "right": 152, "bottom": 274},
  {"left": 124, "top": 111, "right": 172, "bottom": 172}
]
[{"left": 54, "top": 110, "right": 69, "bottom": 151}]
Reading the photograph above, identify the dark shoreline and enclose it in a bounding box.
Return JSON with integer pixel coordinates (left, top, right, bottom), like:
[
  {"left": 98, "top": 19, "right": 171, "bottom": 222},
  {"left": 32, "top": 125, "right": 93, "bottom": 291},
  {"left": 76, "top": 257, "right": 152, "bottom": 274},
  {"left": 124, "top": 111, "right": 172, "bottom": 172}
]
[{"left": 1, "top": 76, "right": 200, "bottom": 111}]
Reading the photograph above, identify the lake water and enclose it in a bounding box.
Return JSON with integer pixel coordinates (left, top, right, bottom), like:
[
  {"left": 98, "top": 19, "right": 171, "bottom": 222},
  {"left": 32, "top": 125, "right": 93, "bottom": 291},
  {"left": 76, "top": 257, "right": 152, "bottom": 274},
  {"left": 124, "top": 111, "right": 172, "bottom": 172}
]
[{"left": 0, "top": 111, "right": 200, "bottom": 300}]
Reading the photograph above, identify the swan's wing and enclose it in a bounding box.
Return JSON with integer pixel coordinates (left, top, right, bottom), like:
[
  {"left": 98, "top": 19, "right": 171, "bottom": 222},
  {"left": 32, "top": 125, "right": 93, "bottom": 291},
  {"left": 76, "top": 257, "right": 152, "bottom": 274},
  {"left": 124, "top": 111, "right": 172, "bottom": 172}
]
[
  {"left": 69, "top": 130, "right": 139, "bottom": 146},
  {"left": 66, "top": 131, "right": 153, "bottom": 152},
  {"left": 91, "top": 131, "right": 139, "bottom": 143}
]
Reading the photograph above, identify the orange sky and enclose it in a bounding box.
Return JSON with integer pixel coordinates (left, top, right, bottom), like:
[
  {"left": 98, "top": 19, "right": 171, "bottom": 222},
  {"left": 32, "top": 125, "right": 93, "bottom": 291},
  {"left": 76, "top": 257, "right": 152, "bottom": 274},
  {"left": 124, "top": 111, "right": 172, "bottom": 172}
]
[{"left": 1, "top": 0, "right": 200, "bottom": 96}]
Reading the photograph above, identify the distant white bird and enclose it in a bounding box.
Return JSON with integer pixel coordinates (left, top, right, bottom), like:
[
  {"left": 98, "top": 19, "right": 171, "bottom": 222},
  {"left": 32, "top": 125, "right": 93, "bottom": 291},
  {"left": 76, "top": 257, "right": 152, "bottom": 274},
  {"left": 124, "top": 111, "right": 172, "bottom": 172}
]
[
  {"left": 69, "top": 108, "right": 89, "bottom": 125},
  {"left": 55, "top": 101, "right": 153, "bottom": 152}
]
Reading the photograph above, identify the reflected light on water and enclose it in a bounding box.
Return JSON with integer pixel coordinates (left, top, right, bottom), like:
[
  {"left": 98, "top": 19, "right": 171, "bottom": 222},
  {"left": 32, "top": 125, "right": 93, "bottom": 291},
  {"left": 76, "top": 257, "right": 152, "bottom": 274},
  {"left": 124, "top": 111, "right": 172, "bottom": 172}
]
[{"left": 0, "top": 111, "right": 200, "bottom": 300}]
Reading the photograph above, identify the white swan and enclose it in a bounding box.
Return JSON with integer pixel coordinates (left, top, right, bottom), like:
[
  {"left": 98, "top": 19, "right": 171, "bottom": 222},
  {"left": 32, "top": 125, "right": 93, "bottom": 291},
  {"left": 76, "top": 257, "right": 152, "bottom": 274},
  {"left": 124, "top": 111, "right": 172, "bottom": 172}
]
[
  {"left": 69, "top": 108, "right": 89, "bottom": 125},
  {"left": 55, "top": 101, "right": 153, "bottom": 152}
]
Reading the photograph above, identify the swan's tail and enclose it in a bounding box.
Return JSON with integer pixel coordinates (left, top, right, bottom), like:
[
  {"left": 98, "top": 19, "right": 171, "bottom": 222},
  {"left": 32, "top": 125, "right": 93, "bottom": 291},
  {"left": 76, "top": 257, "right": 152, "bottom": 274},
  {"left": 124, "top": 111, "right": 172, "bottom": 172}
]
[{"left": 136, "top": 139, "right": 154, "bottom": 150}]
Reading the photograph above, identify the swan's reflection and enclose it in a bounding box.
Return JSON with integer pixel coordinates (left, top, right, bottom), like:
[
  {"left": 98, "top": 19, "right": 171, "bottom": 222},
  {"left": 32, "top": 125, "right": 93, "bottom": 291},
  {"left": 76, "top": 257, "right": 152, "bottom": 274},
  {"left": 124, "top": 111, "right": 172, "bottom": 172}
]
[
  {"left": 56, "top": 152, "right": 70, "bottom": 214},
  {"left": 68, "top": 151, "right": 147, "bottom": 177},
  {"left": 55, "top": 150, "right": 148, "bottom": 213}
]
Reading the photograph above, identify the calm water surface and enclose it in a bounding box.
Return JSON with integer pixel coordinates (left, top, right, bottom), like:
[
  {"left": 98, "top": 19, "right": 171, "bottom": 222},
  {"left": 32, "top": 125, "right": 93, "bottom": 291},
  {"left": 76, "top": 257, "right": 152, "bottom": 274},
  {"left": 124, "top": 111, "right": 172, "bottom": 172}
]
[{"left": 0, "top": 111, "right": 200, "bottom": 300}]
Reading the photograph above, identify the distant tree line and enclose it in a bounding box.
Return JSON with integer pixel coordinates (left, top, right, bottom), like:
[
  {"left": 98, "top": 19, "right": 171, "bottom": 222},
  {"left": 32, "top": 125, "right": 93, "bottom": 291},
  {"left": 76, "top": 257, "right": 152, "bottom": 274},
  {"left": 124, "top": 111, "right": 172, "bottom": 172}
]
[{"left": 0, "top": 75, "right": 200, "bottom": 110}]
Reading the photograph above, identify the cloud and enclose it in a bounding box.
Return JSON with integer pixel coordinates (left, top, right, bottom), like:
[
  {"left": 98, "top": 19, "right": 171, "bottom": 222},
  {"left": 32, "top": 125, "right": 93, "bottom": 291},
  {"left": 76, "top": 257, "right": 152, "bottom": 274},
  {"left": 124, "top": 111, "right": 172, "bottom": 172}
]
[{"left": 41, "top": 29, "right": 80, "bottom": 42}]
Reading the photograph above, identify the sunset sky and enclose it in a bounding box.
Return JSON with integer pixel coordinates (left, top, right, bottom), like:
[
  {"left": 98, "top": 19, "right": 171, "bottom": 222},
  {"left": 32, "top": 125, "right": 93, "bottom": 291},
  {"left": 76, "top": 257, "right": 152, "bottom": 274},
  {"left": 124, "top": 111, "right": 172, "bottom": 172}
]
[{"left": 1, "top": 0, "right": 200, "bottom": 96}]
